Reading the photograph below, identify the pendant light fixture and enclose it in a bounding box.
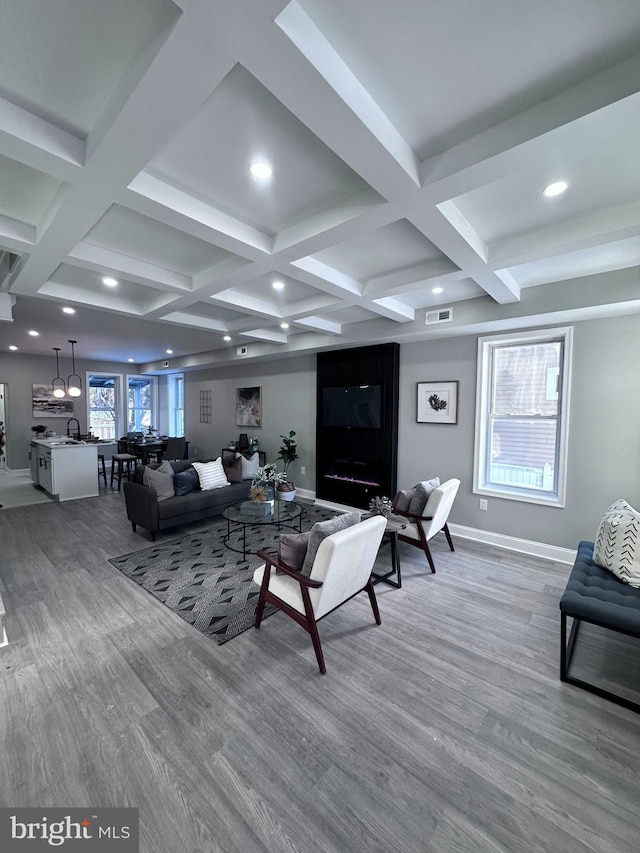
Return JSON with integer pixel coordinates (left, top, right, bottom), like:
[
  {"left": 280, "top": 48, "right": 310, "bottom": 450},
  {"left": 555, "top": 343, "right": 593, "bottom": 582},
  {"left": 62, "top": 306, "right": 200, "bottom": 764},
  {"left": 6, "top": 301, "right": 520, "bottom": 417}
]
[
  {"left": 67, "top": 339, "right": 82, "bottom": 397},
  {"left": 51, "top": 347, "right": 66, "bottom": 398}
]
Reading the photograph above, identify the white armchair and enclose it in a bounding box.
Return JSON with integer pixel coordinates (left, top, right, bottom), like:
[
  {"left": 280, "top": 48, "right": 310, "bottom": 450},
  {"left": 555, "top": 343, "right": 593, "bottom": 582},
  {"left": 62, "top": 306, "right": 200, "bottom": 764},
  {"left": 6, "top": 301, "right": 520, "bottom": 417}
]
[
  {"left": 391, "top": 478, "right": 460, "bottom": 572},
  {"left": 253, "top": 515, "right": 387, "bottom": 674}
]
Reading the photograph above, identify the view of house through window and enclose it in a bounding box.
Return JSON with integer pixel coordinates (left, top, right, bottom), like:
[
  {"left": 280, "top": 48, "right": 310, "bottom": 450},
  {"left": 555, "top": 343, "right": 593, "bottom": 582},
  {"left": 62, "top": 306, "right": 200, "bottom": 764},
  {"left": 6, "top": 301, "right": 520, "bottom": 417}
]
[
  {"left": 474, "top": 327, "right": 572, "bottom": 506},
  {"left": 128, "top": 376, "right": 157, "bottom": 433},
  {"left": 88, "top": 374, "right": 119, "bottom": 440}
]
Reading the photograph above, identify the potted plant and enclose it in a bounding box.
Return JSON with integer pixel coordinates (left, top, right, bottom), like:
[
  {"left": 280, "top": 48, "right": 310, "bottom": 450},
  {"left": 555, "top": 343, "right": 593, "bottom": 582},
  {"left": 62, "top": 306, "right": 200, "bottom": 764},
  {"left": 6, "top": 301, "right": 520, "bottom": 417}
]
[
  {"left": 250, "top": 462, "right": 287, "bottom": 502},
  {"left": 276, "top": 430, "right": 299, "bottom": 500}
]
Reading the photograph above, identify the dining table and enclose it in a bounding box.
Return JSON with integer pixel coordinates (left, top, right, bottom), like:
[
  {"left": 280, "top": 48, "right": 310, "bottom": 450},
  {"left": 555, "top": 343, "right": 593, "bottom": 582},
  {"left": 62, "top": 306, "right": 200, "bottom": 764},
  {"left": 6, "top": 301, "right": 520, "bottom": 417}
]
[{"left": 128, "top": 439, "right": 189, "bottom": 465}]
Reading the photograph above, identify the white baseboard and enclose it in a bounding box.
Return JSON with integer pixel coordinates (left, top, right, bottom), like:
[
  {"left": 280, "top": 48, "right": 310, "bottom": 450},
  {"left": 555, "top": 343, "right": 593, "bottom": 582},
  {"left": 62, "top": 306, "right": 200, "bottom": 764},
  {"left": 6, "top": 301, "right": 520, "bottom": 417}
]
[
  {"left": 448, "top": 523, "right": 576, "bottom": 565},
  {"left": 310, "top": 496, "right": 575, "bottom": 565}
]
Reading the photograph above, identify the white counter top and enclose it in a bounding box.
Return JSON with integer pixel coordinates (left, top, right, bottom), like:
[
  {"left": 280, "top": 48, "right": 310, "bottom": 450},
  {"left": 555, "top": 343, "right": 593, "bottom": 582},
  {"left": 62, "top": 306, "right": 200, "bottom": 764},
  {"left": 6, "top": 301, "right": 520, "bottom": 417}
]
[{"left": 31, "top": 438, "right": 116, "bottom": 448}]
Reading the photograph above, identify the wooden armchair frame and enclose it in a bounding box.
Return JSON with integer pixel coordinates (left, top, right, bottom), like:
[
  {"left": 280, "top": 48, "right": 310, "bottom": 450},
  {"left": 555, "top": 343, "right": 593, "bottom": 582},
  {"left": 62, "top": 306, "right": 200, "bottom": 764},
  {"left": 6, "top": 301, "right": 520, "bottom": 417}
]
[
  {"left": 255, "top": 549, "right": 380, "bottom": 674},
  {"left": 391, "top": 478, "right": 460, "bottom": 573},
  {"left": 253, "top": 515, "right": 386, "bottom": 674}
]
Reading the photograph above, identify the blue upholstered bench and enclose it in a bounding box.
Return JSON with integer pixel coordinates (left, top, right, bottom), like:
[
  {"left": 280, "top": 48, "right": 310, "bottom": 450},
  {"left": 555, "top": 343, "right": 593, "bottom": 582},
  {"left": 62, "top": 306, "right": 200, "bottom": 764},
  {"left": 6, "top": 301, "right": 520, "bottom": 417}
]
[{"left": 560, "top": 540, "right": 640, "bottom": 712}]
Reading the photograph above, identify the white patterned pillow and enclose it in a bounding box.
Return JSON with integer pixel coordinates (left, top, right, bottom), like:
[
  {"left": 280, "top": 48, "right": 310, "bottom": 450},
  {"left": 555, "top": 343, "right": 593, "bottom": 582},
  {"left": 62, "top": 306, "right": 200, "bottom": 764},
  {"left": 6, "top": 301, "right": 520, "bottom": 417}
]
[
  {"left": 192, "top": 458, "right": 230, "bottom": 491},
  {"left": 593, "top": 499, "right": 640, "bottom": 588},
  {"left": 237, "top": 452, "right": 260, "bottom": 480}
]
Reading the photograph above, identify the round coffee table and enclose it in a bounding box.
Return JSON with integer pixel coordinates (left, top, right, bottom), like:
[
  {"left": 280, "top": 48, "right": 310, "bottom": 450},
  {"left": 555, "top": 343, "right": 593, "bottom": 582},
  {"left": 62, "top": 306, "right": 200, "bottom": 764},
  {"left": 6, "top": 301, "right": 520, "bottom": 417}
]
[{"left": 222, "top": 500, "right": 303, "bottom": 559}]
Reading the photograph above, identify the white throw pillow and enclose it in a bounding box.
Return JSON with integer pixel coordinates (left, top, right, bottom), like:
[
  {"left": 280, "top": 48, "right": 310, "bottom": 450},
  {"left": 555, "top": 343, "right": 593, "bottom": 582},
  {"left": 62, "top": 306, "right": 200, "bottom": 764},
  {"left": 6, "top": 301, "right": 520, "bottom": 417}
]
[
  {"left": 593, "top": 499, "right": 640, "bottom": 588},
  {"left": 192, "top": 458, "right": 230, "bottom": 491},
  {"left": 237, "top": 451, "right": 260, "bottom": 480}
]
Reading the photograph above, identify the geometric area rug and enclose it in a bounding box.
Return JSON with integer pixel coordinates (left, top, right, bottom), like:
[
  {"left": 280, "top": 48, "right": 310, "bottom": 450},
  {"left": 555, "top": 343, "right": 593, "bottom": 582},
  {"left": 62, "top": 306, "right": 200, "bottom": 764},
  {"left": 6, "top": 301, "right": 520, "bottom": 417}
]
[{"left": 108, "top": 503, "right": 337, "bottom": 645}]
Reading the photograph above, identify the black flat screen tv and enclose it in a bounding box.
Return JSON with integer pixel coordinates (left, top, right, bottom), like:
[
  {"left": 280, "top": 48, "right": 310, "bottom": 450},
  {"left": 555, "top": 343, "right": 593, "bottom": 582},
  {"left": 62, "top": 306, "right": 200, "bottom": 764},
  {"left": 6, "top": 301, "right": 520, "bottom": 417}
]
[{"left": 322, "top": 385, "right": 382, "bottom": 429}]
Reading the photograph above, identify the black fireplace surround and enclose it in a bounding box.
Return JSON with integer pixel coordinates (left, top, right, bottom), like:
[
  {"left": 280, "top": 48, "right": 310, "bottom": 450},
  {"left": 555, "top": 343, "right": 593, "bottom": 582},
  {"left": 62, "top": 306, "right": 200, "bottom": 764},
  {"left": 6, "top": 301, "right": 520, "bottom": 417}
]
[{"left": 316, "top": 343, "right": 399, "bottom": 509}]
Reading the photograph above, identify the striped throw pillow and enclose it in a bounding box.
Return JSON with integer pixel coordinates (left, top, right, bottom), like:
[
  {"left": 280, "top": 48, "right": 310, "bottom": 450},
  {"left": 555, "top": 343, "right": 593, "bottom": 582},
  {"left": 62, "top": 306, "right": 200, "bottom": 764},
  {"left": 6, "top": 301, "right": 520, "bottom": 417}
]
[{"left": 192, "top": 458, "right": 230, "bottom": 491}]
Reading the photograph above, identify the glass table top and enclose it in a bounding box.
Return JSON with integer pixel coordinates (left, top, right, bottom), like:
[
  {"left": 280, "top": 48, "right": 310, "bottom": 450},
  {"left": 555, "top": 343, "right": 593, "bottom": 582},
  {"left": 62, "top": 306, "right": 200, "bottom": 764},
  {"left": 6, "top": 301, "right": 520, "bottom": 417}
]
[{"left": 223, "top": 500, "right": 303, "bottom": 526}]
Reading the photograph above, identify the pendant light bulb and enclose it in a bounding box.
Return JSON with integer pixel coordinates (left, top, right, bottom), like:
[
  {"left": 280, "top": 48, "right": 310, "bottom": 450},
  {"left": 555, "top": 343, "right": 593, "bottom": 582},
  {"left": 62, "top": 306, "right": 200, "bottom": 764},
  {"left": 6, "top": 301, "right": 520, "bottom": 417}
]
[
  {"left": 51, "top": 347, "right": 66, "bottom": 398},
  {"left": 67, "top": 340, "right": 82, "bottom": 397}
]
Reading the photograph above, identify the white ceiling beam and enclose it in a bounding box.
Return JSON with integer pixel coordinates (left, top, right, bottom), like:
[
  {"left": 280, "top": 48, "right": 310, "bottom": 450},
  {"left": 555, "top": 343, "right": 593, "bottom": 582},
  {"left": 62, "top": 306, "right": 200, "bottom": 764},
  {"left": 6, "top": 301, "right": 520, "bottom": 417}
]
[
  {"left": 420, "top": 54, "right": 640, "bottom": 190},
  {"left": 294, "top": 315, "right": 342, "bottom": 335},
  {"left": 491, "top": 199, "right": 640, "bottom": 269},
  {"left": 68, "top": 243, "right": 192, "bottom": 291},
  {"left": 240, "top": 327, "right": 288, "bottom": 344},
  {"left": 157, "top": 311, "right": 228, "bottom": 333},
  {"left": 0, "top": 96, "right": 84, "bottom": 167},
  {"left": 222, "top": 4, "right": 422, "bottom": 201},
  {"left": 276, "top": 1, "right": 420, "bottom": 186},
  {"left": 290, "top": 257, "right": 362, "bottom": 297},
  {"left": 0, "top": 215, "right": 37, "bottom": 251},
  {"left": 363, "top": 259, "right": 462, "bottom": 298},
  {"left": 128, "top": 173, "right": 273, "bottom": 255},
  {"left": 210, "top": 290, "right": 281, "bottom": 319},
  {"left": 370, "top": 297, "right": 415, "bottom": 323},
  {"left": 407, "top": 208, "right": 520, "bottom": 303}
]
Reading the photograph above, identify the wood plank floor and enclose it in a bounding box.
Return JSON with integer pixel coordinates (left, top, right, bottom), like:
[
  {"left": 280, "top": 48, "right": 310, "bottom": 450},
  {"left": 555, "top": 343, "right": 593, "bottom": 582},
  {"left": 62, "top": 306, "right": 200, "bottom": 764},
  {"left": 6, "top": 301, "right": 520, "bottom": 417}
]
[{"left": 1, "top": 490, "right": 639, "bottom": 852}]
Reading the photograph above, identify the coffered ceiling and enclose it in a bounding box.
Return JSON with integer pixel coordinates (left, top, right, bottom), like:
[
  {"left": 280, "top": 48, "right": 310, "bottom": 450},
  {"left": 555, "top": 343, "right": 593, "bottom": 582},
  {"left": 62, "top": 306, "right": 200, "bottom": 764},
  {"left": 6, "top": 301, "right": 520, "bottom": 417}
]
[{"left": 1, "top": 0, "right": 639, "bottom": 371}]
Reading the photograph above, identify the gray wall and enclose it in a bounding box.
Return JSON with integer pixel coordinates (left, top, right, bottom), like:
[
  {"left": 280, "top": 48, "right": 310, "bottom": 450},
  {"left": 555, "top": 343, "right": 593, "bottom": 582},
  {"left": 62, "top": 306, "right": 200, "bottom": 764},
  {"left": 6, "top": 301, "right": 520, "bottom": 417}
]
[
  {"left": 185, "top": 355, "right": 317, "bottom": 492},
  {"left": 0, "top": 352, "right": 169, "bottom": 469},
  {"left": 400, "top": 314, "right": 640, "bottom": 549},
  {"left": 5, "top": 311, "right": 638, "bottom": 550},
  {"left": 185, "top": 315, "right": 640, "bottom": 550}
]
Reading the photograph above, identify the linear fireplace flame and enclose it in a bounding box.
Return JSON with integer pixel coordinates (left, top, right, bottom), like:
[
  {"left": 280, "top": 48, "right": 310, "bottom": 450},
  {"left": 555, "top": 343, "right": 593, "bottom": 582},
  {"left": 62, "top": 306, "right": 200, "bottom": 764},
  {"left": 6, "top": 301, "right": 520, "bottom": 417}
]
[{"left": 324, "top": 473, "right": 380, "bottom": 487}]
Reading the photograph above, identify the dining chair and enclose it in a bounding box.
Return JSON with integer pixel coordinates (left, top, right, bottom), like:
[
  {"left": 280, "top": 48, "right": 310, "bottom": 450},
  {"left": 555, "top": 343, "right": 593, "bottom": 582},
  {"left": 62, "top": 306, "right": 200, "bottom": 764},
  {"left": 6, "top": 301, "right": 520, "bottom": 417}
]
[{"left": 110, "top": 440, "right": 137, "bottom": 491}]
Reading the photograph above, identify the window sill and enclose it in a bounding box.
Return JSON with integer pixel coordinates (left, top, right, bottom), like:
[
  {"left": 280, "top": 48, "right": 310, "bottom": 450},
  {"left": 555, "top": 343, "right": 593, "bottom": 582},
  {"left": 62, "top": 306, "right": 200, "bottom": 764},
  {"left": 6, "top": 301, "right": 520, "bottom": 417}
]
[{"left": 474, "top": 484, "right": 565, "bottom": 509}]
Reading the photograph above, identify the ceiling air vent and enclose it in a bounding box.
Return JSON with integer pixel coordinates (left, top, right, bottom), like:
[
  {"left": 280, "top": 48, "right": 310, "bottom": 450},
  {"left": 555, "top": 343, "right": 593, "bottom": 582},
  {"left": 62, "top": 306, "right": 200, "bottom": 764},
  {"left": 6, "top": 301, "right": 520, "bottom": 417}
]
[
  {"left": 237, "top": 345, "right": 248, "bottom": 356},
  {"left": 425, "top": 307, "right": 453, "bottom": 325}
]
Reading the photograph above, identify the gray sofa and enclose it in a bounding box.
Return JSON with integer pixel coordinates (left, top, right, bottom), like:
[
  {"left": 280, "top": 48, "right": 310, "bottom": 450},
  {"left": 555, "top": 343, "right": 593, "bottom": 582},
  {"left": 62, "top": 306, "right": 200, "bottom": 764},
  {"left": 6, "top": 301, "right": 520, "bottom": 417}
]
[{"left": 123, "top": 458, "right": 250, "bottom": 540}]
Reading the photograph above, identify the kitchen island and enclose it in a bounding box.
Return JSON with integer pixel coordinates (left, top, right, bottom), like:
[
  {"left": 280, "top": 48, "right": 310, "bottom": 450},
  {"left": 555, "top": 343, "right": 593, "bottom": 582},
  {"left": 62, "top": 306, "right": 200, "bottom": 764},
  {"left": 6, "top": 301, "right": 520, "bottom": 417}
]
[{"left": 30, "top": 438, "right": 100, "bottom": 501}]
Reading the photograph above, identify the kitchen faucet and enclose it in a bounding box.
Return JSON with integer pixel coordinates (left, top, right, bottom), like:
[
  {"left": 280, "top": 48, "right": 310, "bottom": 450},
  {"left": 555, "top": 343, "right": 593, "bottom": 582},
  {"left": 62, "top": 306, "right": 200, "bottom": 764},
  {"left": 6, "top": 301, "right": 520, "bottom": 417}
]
[{"left": 66, "top": 418, "right": 81, "bottom": 441}]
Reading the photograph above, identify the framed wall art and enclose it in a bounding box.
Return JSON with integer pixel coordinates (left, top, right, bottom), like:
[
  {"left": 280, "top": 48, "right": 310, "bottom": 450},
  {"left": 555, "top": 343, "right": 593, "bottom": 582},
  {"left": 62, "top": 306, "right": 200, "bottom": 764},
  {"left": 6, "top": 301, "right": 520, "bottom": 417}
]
[
  {"left": 416, "top": 381, "right": 458, "bottom": 424},
  {"left": 32, "top": 384, "right": 74, "bottom": 417},
  {"left": 236, "top": 386, "right": 262, "bottom": 428}
]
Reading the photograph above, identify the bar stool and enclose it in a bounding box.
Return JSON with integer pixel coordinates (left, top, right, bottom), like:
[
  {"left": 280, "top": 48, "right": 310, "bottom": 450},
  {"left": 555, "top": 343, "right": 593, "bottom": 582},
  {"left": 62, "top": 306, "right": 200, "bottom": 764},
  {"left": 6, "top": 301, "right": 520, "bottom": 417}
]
[
  {"left": 97, "top": 453, "right": 107, "bottom": 486},
  {"left": 110, "top": 440, "right": 137, "bottom": 491}
]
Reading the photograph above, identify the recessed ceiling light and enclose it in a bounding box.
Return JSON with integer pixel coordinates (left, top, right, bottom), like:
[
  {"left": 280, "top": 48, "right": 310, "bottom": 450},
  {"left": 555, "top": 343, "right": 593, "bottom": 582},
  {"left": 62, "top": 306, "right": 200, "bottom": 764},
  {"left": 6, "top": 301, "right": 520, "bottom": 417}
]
[
  {"left": 272, "top": 280, "right": 285, "bottom": 290},
  {"left": 28, "top": 330, "right": 39, "bottom": 336},
  {"left": 62, "top": 306, "right": 75, "bottom": 314},
  {"left": 102, "top": 276, "right": 118, "bottom": 287},
  {"left": 432, "top": 286, "right": 444, "bottom": 294},
  {"left": 9, "top": 345, "right": 17, "bottom": 351},
  {"left": 280, "top": 322, "right": 289, "bottom": 330},
  {"left": 166, "top": 349, "right": 173, "bottom": 354},
  {"left": 542, "top": 181, "right": 568, "bottom": 198},
  {"left": 127, "top": 358, "right": 135, "bottom": 363},
  {"left": 250, "top": 160, "right": 272, "bottom": 180},
  {"left": 223, "top": 335, "right": 231, "bottom": 342}
]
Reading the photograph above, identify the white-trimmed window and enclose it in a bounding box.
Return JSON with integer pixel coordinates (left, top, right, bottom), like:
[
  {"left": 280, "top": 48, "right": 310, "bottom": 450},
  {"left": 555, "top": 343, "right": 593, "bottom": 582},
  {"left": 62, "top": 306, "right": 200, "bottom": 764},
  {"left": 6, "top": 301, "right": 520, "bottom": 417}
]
[
  {"left": 474, "top": 327, "right": 573, "bottom": 507},
  {"left": 127, "top": 375, "right": 157, "bottom": 433},
  {"left": 88, "top": 373, "right": 123, "bottom": 440},
  {"left": 168, "top": 374, "right": 184, "bottom": 436}
]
